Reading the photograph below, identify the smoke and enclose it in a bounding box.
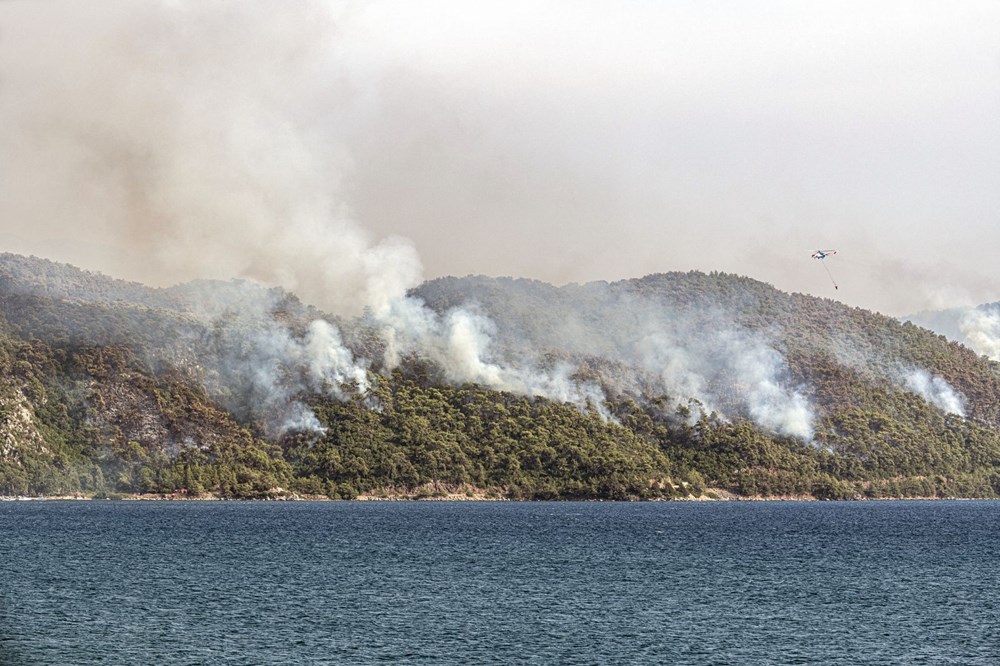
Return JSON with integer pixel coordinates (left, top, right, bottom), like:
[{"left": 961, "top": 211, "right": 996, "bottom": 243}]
[
  {"left": 902, "top": 368, "right": 965, "bottom": 417},
  {"left": 247, "top": 318, "right": 369, "bottom": 434},
  {"left": 632, "top": 325, "right": 814, "bottom": 439},
  {"left": 0, "top": 1, "right": 822, "bottom": 439},
  {"left": 410, "top": 280, "right": 817, "bottom": 439},
  {"left": 0, "top": 0, "right": 420, "bottom": 316},
  {"left": 824, "top": 318, "right": 968, "bottom": 417},
  {"left": 372, "top": 298, "right": 611, "bottom": 418},
  {"left": 435, "top": 309, "right": 610, "bottom": 418},
  {"left": 959, "top": 308, "right": 1000, "bottom": 361},
  {"left": 724, "top": 334, "right": 815, "bottom": 439},
  {"left": 0, "top": 1, "right": 602, "bottom": 424},
  {"left": 635, "top": 332, "right": 707, "bottom": 407},
  {"left": 165, "top": 281, "right": 369, "bottom": 435}
]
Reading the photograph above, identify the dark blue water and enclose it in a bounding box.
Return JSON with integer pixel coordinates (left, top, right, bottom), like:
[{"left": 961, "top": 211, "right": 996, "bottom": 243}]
[{"left": 1, "top": 500, "right": 998, "bottom": 665}]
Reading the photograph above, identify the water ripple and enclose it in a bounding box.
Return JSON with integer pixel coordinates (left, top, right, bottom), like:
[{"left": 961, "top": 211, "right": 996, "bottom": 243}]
[{"left": 1, "top": 500, "right": 999, "bottom": 664}]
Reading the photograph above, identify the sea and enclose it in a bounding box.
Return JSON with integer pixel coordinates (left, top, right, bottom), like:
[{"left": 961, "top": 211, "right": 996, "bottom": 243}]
[{"left": 1, "top": 500, "right": 998, "bottom": 665}]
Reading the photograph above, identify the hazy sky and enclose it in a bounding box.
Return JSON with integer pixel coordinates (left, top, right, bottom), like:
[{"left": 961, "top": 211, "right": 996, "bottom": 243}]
[{"left": 1, "top": 1, "right": 998, "bottom": 316}]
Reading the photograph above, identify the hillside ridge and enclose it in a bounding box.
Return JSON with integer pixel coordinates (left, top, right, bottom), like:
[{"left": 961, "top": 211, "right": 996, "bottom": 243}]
[{"left": 3, "top": 253, "right": 1000, "bottom": 500}]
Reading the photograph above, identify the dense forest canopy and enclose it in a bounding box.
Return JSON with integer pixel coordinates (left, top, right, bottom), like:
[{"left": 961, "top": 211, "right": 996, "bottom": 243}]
[{"left": 3, "top": 252, "right": 1000, "bottom": 500}]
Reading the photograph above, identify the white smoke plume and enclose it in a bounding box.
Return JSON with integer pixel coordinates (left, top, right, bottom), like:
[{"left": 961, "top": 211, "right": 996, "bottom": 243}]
[
  {"left": 437, "top": 309, "right": 610, "bottom": 418},
  {"left": 723, "top": 334, "right": 815, "bottom": 440},
  {"left": 0, "top": 1, "right": 612, "bottom": 424},
  {"left": 823, "top": 322, "right": 968, "bottom": 418},
  {"left": 0, "top": 1, "right": 821, "bottom": 438},
  {"left": 417, "top": 280, "right": 819, "bottom": 440},
  {"left": 959, "top": 308, "right": 1000, "bottom": 362},
  {"left": 375, "top": 299, "right": 611, "bottom": 418},
  {"left": 902, "top": 368, "right": 966, "bottom": 417},
  {"left": 173, "top": 281, "right": 369, "bottom": 435},
  {"left": 633, "top": 326, "right": 814, "bottom": 439},
  {"left": 251, "top": 319, "right": 369, "bottom": 434}
]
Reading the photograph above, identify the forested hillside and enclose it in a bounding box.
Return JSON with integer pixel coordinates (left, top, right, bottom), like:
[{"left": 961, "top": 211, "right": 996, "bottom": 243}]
[{"left": 4, "top": 253, "right": 1000, "bottom": 500}]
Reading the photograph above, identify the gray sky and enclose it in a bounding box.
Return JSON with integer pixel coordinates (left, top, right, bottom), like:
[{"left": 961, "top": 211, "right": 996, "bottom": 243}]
[{"left": 2, "top": 1, "right": 998, "bottom": 316}]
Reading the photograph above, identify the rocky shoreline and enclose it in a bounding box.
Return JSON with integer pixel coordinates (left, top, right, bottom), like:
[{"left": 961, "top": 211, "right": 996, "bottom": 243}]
[{"left": 1, "top": 489, "right": 985, "bottom": 502}]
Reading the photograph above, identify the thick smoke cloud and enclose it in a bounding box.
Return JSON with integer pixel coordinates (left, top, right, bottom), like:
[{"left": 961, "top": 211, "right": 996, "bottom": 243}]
[
  {"left": 0, "top": 0, "right": 619, "bottom": 431},
  {"left": 0, "top": 1, "right": 837, "bottom": 438},
  {"left": 0, "top": 0, "right": 419, "bottom": 316},
  {"left": 373, "top": 297, "right": 611, "bottom": 418},
  {"left": 408, "top": 280, "right": 817, "bottom": 439},
  {"left": 217, "top": 315, "right": 369, "bottom": 435},
  {"left": 629, "top": 321, "right": 813, "bottom": 438}
]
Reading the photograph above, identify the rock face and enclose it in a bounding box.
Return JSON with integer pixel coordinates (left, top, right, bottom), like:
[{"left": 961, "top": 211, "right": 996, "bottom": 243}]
[
  {"left": 0, "top": 383, "right": 47, "bottom": 462},
  {"left": 90, "top": 371, "right": 172, "bottom": 448}
]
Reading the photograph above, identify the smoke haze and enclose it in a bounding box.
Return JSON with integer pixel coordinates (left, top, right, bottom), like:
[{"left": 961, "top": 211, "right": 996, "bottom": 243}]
[
  {"left": 2, "top": 1, "right": 999, "bottom": 318},
  {"left": 1, "top": 1, "right": 996, "bottom": 437},
  {"left": 1, "top": 0, "right": 420, "bottom": 316}
]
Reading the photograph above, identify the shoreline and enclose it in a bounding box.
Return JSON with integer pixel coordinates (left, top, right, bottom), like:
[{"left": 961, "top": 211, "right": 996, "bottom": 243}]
[{"left": 1, "top": 492, "right": 992, "bottom": 503}]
